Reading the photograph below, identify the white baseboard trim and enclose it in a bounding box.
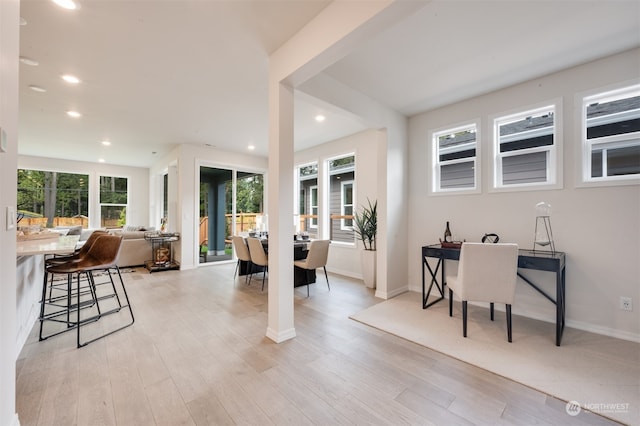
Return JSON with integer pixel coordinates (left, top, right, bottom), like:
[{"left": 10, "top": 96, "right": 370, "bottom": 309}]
[
  {"left": 265, "top": 326, "right": 296, "bottom": 343},
  {"left": 10, "top": 413, "right": 20, "bottom": 426},
  {"left": 376, "top": 285, "right": 409, "bottom": 300},
  {"left": 565, "top": 318, "right": 640, "bottom": 343},
  {"left": 325, "top": 267, "right": 361, "bottom": 280}
]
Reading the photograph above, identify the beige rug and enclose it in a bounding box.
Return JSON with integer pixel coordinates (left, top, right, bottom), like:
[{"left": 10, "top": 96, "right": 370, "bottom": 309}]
[{"left": 350, "top": 291, "right": 639, "bottom": 425}]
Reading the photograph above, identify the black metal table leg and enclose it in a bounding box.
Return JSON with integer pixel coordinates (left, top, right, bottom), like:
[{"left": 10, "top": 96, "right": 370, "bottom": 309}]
[{"left": 422, "top": 256, "right": 445, "bottom": 309}]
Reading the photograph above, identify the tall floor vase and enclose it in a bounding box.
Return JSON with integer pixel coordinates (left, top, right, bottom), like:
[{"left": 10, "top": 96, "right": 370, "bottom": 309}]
[{"left": 361, "top": 249, "right": 377, "bottom": 289}]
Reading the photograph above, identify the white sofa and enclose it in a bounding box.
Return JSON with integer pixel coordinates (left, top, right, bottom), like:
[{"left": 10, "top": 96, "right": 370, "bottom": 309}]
[{"left": 79, "top": 227, "right": 154, "bottom": 268}]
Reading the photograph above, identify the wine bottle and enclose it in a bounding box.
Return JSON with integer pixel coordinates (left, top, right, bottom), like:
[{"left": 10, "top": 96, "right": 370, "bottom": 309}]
[{"left": 444, "top": 221, "right": 452, "bottom": 243}]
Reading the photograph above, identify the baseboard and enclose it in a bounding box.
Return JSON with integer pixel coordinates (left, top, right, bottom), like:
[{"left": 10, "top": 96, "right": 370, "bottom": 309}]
[
  {"left": 565, "top": 318, "right": 640, "bottom": 343},
  {"left": 10, "top": 413, "right": 20, "bottom": 426},
  {"left": 325, "top": 267, "right": 361, "bottom": 280},
  {"left": 265, "top": 326, "right": 296, "bottom": 343},
  {"left": 375, "top": 285, "right": 408, "bottom": 300}
]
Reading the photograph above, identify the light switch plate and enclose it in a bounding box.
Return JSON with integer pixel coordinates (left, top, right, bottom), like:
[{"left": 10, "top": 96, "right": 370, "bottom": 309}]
[{"left": 7, "top": 206, "right": 16, "bottom": 230}]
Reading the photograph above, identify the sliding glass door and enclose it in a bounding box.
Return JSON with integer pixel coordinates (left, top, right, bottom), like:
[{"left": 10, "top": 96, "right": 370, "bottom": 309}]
[{"left": 198, "top": 166, "right": 263, "bottom": 264}]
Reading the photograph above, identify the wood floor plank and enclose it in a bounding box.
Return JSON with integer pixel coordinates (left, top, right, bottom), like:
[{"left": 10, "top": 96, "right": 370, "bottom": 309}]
[
  {"left": 145, "top": 377, "right": 195, "bottom": 426},
  {"left": 185, "top": 388, "right": 235, "bottom": 426}
]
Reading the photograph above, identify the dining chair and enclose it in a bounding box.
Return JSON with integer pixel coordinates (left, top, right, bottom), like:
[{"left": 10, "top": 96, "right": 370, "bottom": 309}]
[
  {"left": 246, "top": 237, "right": 268, "bottom": 291},
  {"left": 42, "top": 234, "right": 134, "bottom": 348},
  {"left": 294, "top": 239, "right": 330, "bottom": 297},
  {"left": 231, "top": 236, "right": 252, "bottom": 284},
  {"left": 446, "top": 242, "right": 519, "bottom": 342}
]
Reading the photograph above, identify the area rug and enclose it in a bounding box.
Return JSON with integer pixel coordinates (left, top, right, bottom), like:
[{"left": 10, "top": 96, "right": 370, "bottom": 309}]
[{"left": 350, "top": 291, "right": 639, "bottom": 425}]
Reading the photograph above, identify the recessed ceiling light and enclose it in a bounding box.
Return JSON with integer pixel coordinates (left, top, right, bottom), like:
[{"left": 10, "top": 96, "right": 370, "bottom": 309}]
[
  {"left": 101, "top": 140, "right": 111, "bottom": 146},
  {"left": 98, "top": 158, "right": 105, "bottom": 163},
  {"left": 315, "top": 115, "right": 326, "bottom": 122},
  {"left": 19, "top": 56, "right": 39, "bottom": 66},
  {"left": 248, "top": 145, "right": 255, "bottom": 151},
  {"left": 62, "top": 74, "right": 80, "bottom": 84},
  {"left": 52, "top": 0, "right": 79, "bottom": 10},
  {"left": 66, "top": 110, "right": 81, "bottom": 118},
  {"left": 29, "top": 85, "right": 46, "bottom": 93}
]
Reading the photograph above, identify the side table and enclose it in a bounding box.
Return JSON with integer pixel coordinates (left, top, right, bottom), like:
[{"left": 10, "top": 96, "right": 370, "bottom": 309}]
[{"left": 144, "top": 232, "right": 180, "bottom": 272}]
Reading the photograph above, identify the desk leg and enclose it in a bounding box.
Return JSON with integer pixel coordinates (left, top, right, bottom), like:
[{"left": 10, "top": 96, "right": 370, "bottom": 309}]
[
  {"left": 422, "top": 256, "right": 445, "bottom": 309},
  {"left": 556, "top": 267, "right": 566, "bottom": 346}
]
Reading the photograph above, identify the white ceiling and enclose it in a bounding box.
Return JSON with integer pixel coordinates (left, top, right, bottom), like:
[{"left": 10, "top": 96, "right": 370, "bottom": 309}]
[{"left": 18, "top": 0, "right": 640, "bottom": 168}]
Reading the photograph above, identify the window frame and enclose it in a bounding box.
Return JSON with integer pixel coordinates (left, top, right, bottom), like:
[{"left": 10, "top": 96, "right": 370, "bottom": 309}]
[
  {"left": 490, "top": 99, "right": 563, "bottom": 192},
  {"left": 430, "top": 120, "right": 481, "bottom": 195},
  {"left": 340, "top": 180, "right": 354, "bottom": 230},
  {"left": 99, "top": 175, "right": 128, "bottom": 228},
  {"left": 309, "top": 185, "right": 318, "bottom": 229},
  {"left": 578, "top": 81, "right": 640, "bottom": 187},
  {"left": 326, "top": 153, "right": 356, "bottom": 245}
]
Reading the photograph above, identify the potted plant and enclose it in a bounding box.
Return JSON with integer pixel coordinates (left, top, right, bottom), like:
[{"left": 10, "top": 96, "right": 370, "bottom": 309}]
[{"left": 353, "top": 198, "right": 377, "bottom": 288}]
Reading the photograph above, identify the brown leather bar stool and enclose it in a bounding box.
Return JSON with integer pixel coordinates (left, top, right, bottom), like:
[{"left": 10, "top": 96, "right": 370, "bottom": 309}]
[
  {"left": 43, "top": 230, "right": 109, "bottom": 304},
  {"left": 41, "top": 234, "right": 134, "bottom": 347}
]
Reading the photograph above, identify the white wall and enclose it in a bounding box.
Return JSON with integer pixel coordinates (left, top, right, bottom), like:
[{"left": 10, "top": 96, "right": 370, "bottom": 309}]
[
  {"left": 295, "top": 128, "right": 384, "bottom": 279},
  {"left": 0, "top": 1, "right": 20, "bottom": 425},
  {"left": 18, "top": 156, "right": 150, "bottom": 229},
  {"left": 408, "top": 48, "right": 640, "bottom": 341}
]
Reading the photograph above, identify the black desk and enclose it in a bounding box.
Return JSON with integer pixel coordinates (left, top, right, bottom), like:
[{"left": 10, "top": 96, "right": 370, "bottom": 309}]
[
  {"left": 422, "top": 244, "right": 566, "bottom": 346},
  {"left": 239, "top": 240, "right": 316, "bottom": 287}
]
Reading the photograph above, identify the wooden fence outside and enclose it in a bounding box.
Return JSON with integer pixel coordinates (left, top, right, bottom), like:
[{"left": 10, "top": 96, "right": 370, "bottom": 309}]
[{"left": 18, "top": 216, "right": 91, "bottom": 228}]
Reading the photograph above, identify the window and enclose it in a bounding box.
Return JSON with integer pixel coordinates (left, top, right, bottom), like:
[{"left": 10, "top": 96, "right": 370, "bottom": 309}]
[
  {"left": 99, "top": 176, "right": 128, "bottom": 228},
  {"left": 493, "top": 102, "right": 560, "bottom": 189},
  {"left": 328, "top": 154, "right": 355, "bottom": 243},
  {"left": 309, "top": 185, "right": 318, "bottom": 229},
  {"left": 297, "top": 162, "right": 318, "bottom": 237},
  {"left": 341, "top": 180, "right": 354, "bottom": 230},
  {"left": 582, "top": 84, "right": 640, "bottom": 183},
  {"left": 432, "top": 122, "right": 479, "bottom": 193},
  {"left": 17, "top": 169, "right": 89, "bottom": 228}
]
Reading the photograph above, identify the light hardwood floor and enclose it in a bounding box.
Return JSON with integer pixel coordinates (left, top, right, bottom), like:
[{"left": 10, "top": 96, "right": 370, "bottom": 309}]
[{"left": 16, "top": 264, "right": 619, "bottom": 425}]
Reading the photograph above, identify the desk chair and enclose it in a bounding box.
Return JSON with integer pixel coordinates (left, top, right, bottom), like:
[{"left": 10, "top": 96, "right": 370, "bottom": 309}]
[
  {"left": 246, "top": 237, "right": 268, "bottom": 291},
  {"left": 294, "top": 239, "right": 330, "bottom": 297},
  {"left": 447, "top": 242, "right": 518, "bottom": 342},
  {"left": 231, "top": 236, "right": 251, "bottom": 284}
]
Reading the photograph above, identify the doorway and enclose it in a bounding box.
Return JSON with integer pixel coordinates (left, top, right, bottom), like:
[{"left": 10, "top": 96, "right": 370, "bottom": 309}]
[{"left": 198, "top": 166, "right": 264, "bottom": 264}]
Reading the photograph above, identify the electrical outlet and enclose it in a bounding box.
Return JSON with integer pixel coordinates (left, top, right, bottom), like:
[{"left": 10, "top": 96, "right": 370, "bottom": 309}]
[{"left": 620, "top": 297, "right": 632, "bottom": 311}]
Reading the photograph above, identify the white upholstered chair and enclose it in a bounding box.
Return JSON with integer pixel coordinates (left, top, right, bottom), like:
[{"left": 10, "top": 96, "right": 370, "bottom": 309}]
[
  {"left": 294, "top": 239, "right": 330, "bottom": 296},
  {"left": 246, "top": 237, "right": 268, "bottom": 291},
  {"left": 447, "top": 242, "right": 519, "bottom": 342},
  {"left": 231, "top": 236, "right": 252, "bottom": 284}
]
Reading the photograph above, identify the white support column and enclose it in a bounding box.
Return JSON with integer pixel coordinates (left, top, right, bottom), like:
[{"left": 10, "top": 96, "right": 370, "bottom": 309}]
[
  {"left": 265, "top": 81, "right": 296, "bottom": 343},
  {"left": 265, "top": 0, "right": 419, "bottom": 342}
]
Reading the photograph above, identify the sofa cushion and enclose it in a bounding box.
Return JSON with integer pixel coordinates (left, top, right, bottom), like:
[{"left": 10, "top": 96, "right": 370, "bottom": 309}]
[
  {"left": 123, "top": 225, "right": 156, "bottom": 232},
  {"left": 79, "top": 228, "right": 107, "bottom": 241},
  {"left": 55, "top": 225, "right": 82, "bottom": 236}
]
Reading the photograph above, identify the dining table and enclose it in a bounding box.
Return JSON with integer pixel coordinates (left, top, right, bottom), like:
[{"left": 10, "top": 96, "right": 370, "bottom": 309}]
[{"left": 238, "top": 238, "right": 316, "bottom": 287}]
